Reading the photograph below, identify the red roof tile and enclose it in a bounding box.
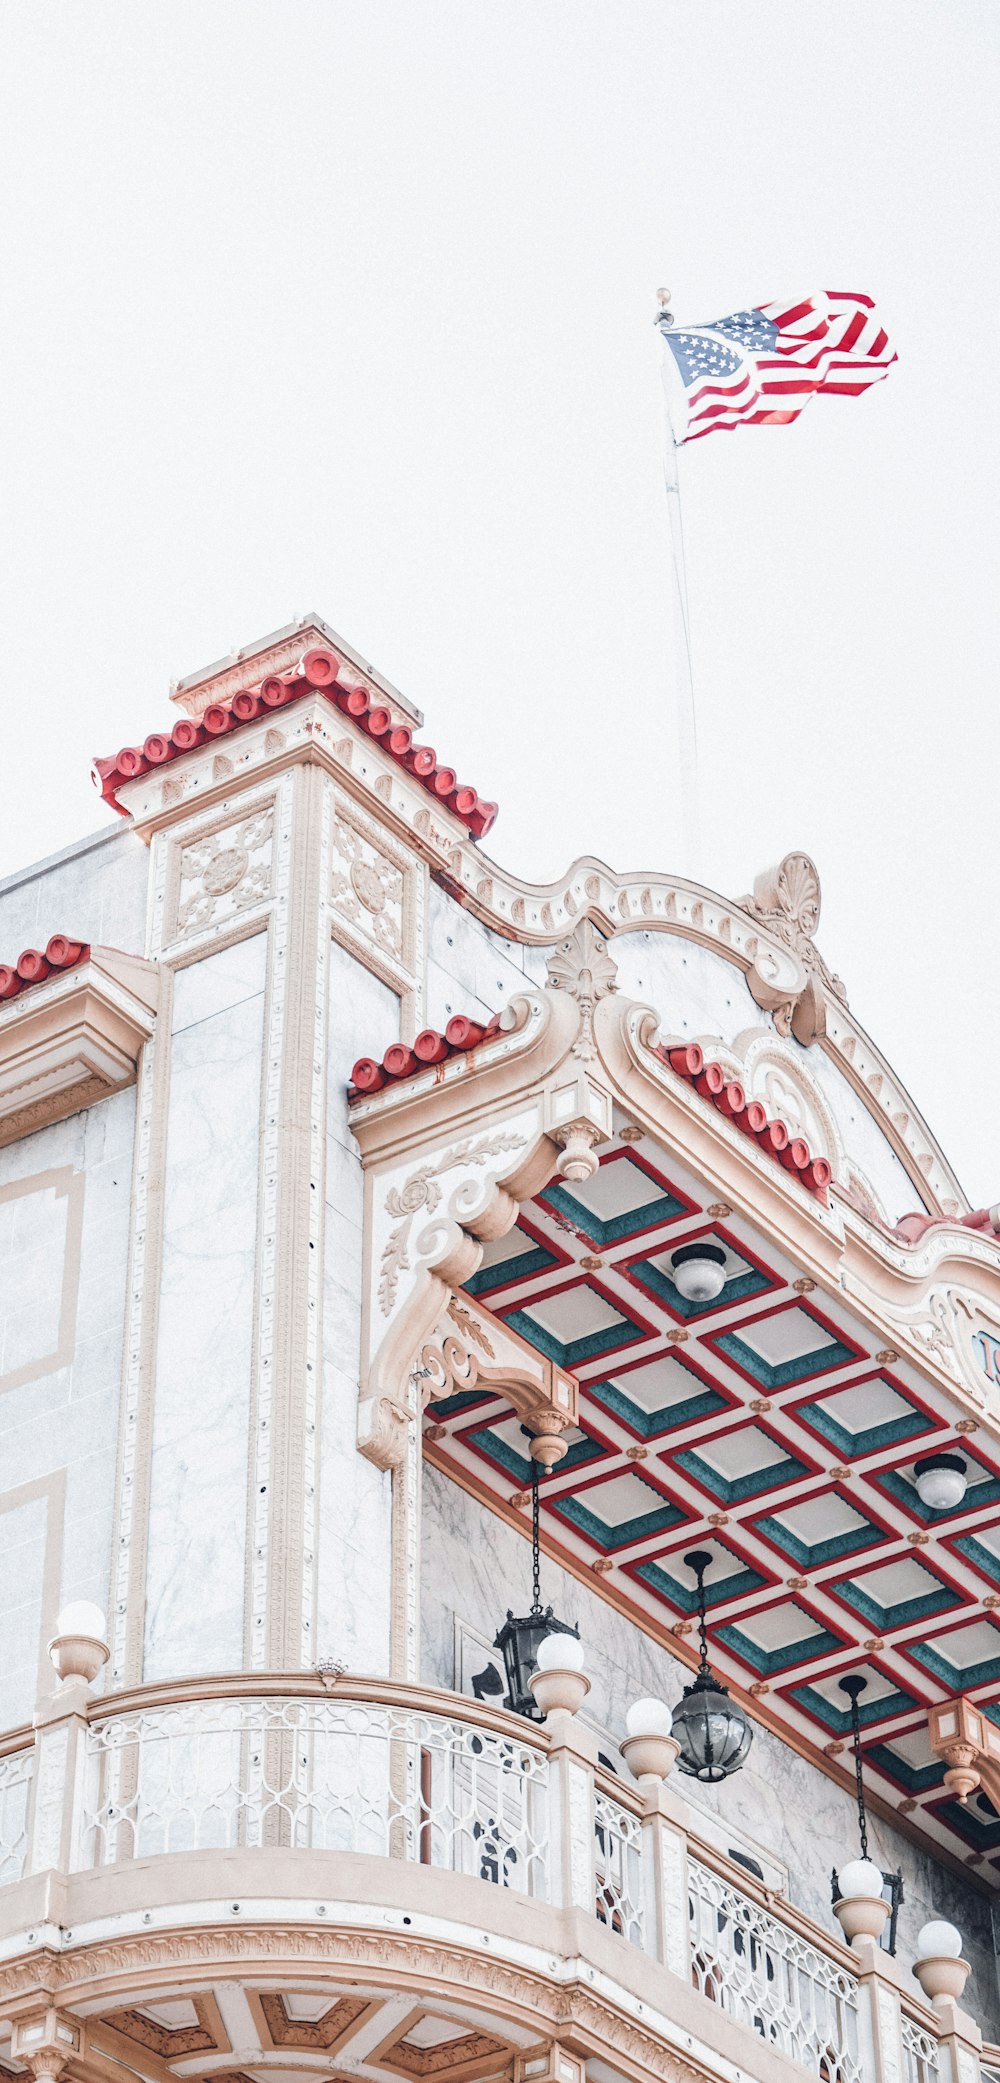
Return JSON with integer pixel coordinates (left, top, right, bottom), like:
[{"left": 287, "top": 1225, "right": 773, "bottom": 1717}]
[
  {"left": 348, "top": 1017, "right": 830, "bottom": 1203},
  {"left": 94, "top": 647, "right": 498, "bottom": 840},
  {"left": 658, "top": 1041, "right": 832, "bottom": 1201},
  {"left": 0, "top": 937, "right": 90, "bottom": 1002},
  {"left": 350, "top": 1013, "right": 503, "bottom": 1095}
]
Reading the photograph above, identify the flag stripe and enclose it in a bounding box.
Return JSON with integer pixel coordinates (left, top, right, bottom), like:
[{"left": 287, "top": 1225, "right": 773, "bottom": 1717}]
[{"left": 663, "top": 290, "right": 895, "bottom": 445}]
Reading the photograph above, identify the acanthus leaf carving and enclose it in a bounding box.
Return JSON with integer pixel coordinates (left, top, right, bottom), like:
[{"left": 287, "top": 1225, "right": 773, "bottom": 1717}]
[
  {"left": 379, "top": 1132, "right": 527, "bottom": 1316},
  {"left": 741, "top": 852, "right": 847, "bottom": 1041},
  {"left": 546, "top": 920, "right": 617, "bottom": 1066}
]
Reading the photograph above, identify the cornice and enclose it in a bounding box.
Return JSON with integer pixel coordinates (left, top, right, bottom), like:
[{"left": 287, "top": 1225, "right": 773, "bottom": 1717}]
[
  {"left": 105, "top": 690, "right": 962, "bottom": 1220},
  {"left": 0, "top": 950, "right": 160, "bottom": 1146}
]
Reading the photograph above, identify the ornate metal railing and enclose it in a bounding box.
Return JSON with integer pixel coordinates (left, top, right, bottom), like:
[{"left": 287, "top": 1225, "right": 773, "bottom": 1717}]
[
  {"left": 593, "top": 1778, "right": 644, "bottom": 1947},
  {"left": 688, "top": 1854, "right": 864, "bottom": 2083},
  {"left": 3, "top": 1677, "right": 983, "bottom": 2083},
  {"left": 80, "top": 1691, "right": 550, "bottom": 1897},
  {"left": 900, "top": 2007, "right": 940, "bottom": 2083}
]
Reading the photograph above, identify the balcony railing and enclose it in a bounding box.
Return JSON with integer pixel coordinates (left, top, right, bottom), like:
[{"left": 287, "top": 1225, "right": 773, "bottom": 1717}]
[{"left": 3, "top": 1676, "right": 989, "bottom": 2083}]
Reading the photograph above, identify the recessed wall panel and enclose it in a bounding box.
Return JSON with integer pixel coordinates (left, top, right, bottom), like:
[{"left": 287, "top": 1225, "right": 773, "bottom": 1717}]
[{"left": 143, "top": 936, "right": 267, "bottom": 1680}]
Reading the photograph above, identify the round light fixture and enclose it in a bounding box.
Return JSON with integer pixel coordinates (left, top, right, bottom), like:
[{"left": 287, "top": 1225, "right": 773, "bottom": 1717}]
[
  {"left": 836, "top": 1856, "right": 885, "bottom": 1901},
  {"left": 625, "top": 1696, "right": 674, "bottom": 1739},
  {"left": 913, "top": 1452, "right": 967, "bottom": 1512},
  {"left": 672, "top": 1551, "right": 753, "bottom": 1782},
  {"left": 669, "top": 1242, "right": 728, "bottom": 1305},
  {"left": 536, "top": 1631, "right": 585, "bottom": 1672},
  {"left": 917, "top": 1920, "right": 963, "bottom": 1960},
  {"left": 494, "top": 1452, "right": 578, "bottom": 1719}
]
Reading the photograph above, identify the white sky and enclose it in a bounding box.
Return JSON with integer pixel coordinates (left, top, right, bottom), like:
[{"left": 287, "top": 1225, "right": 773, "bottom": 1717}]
[{"left": 1, "top": 4, "right": 998, "bottom": 1201}]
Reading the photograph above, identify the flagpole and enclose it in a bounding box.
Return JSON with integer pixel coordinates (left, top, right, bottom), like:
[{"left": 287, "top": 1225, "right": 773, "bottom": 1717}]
[{"left": 656, "top": 287, "right": 701, "bottom": 877}]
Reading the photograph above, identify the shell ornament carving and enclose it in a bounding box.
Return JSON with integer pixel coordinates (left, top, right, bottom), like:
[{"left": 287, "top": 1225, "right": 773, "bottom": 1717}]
[
  {"left": 546, "top": 919, "right": 617, "bottom": 1063},
  {"left": 741, "top": 851, "right": 846, "bottom": 1043}
]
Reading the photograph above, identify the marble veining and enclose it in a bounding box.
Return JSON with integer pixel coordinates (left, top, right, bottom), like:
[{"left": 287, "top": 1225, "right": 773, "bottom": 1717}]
[
  {"left": 314, "top": 943, "right": 399, "bottom": 1676},
  {"left": 0, "top": 1090, "right": 135, "bottom": 1716},
  {"left": 144, "top": 938, "right": 267, "bottom": 1680}
]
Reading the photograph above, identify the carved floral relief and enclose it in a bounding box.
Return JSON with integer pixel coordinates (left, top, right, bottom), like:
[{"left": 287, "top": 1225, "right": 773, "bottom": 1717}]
[
  {"left": 330, "top": 814, "right": 406, "bottom": 965},
  {"left": 175, "top": 808, "right": 275, "bottom": 938}
]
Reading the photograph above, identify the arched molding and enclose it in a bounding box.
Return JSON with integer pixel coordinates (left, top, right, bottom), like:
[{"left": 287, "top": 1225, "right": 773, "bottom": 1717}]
[
  {"left": 732, "top": 1030, "right": 846, "bottom": 1184},
  {"left": 110, "top": 683, "right": 965, "bottom": 1222},
  {"left": 0, "top": 1926, "right": 707, "bottom": 2083},
  {"left": 434, "top": 845, "right": 964, "bottom": 1219}
]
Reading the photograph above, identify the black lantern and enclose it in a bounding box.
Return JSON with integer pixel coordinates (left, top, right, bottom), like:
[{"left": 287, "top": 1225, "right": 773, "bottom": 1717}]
[
  {"left": 831, "top": 1674, "right": 904, "bottom": 1954},
  {"left": 672, "top": 1550, "right": 753, "bottom": 1782},
  {"left": 494, "top": 1453, "right": 578, "bottom": 1719}
]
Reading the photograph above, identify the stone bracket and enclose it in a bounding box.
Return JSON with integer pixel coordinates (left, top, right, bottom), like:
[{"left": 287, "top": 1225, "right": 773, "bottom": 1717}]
[
  {"left": 422, "top": 1294, "right": 577, "bottom": 1466},
  {"left": 929, "top": 1696, "right": 1000, "bottom": 1811}
]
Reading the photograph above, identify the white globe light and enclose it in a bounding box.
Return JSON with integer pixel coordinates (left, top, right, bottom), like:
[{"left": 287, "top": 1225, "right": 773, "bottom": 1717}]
[
  {"left": 837, "top": 1858, "right": 885, "bottom": 1900},
  {"left": 913, "top": 1455, "right": 967, "bottom": 1512},
  {"left": 56, "top": 1600, "right": 107, "bottom": 1640},
  {"left": 626, "top": 1696, "right": 673, "bottom": 1739},
  {"left": 670, "top": 1245, "right": 727, "bottom": 1304},
  {"left": 917, "top": 1920, "right": 963, "bottom": 1960},
  {"left": 536, "top": 1631, "right": 585, "bottom": 1672}
]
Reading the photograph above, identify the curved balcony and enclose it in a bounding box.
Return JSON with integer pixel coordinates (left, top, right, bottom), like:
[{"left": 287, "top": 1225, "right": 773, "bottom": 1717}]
[{"left": 0, "top": 1677, "right": 987, "bottom": 2083}]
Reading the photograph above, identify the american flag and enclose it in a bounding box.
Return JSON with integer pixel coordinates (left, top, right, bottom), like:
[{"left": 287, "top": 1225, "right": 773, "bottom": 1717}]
[{"left": 660, "top": 291, "right": 896, "bottom": 445}]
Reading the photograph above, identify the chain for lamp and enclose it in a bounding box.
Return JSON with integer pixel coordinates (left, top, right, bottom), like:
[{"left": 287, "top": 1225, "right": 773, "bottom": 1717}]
[
  {"left": 847, "top": 1684, "right": 869, "bottom": 1863},
  {"left": 693, "top": 1554, "right": 712, "bottom": 1675},
  {"left": 531, "top": 1458, "right": 541, "bottom": 1617}
]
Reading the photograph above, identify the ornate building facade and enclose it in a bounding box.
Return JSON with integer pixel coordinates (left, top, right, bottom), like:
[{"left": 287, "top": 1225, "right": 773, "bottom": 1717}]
[{"left": 0, "top": 615, "right": 999, "bottom": 2083}]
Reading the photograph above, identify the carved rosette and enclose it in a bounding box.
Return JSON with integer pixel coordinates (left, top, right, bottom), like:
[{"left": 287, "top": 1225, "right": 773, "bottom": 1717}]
[
  {"left": 330, "top": 812, "right": 407, "bottom": 966},
  {"left": 174, "top": 807, "right": 275, "bottom": 938}
]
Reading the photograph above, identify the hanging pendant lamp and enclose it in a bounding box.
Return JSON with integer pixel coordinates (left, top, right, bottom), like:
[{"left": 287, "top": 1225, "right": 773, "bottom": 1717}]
[
  {"left": 494, "top": 1451, "right": 578, "bottom": 1719},
  {"left": 831, "top": 1673, "right": 903, "bottom": 1952},
  {"left": 671, "top": 1549, "right": 753, "bottom": 1782}
]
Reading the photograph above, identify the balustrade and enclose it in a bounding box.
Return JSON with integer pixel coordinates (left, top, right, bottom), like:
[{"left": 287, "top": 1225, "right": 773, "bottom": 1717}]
[{"left": 0, "top": 1677, "right": 988, "bottom": 2083}]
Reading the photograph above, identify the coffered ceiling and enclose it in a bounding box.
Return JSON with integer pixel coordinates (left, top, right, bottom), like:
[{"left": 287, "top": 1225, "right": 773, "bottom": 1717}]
[{"left": 424, "top": 1115, "right": 1000, "bottom": 1880}]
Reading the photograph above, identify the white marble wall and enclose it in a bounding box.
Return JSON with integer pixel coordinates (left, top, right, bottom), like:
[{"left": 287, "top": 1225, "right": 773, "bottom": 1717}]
[
  {"left": 0, "top": 1087, "right": 135, "bottom": 1727},
  {"left": 315, "top": 942, "right": 400, "bottom": 1674},
  {"left": 143, "top": 936, "right": 267, "bottom": 1680},
  {"left": 0, "top": 824, "right": 148, "bottom": 955},
  {"left": 425, "top": 882, "right": 548, "bottom": 1033},
  {"left": 421, "top": 1461, "right": 1000, "bottom": 2036}
]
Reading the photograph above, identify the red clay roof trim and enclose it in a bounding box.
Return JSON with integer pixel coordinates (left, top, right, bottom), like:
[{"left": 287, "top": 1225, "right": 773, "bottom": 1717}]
[
  {"left": 350, "top": 1013, "right": 503, "bottom": 1096},
  {"left": 658, "top": 1041, "right": 832, "bottom": 1201},
  {"left": 94, "top": 647, "right": 498, "bottom": 839},
  {"left": 0, "top": 937, "right": 90, "bottom": 1002},
  {"left": 348, "top": 1018, "right": 831, "bottom": 1202}
]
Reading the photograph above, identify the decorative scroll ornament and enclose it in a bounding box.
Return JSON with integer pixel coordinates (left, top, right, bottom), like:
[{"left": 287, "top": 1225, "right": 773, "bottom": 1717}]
[
  {"left": 379, "top": 1131, "right": 527, "bottom": 1316},
  {"left": 741, "top": 852, "right": 846, "bottom": 1045},
  {"left": 420, "top": 1312, "right": 576, "bottom": 1466},
  {"left": 546, "top": 920, "right": 617, "bottom": 1064}
]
